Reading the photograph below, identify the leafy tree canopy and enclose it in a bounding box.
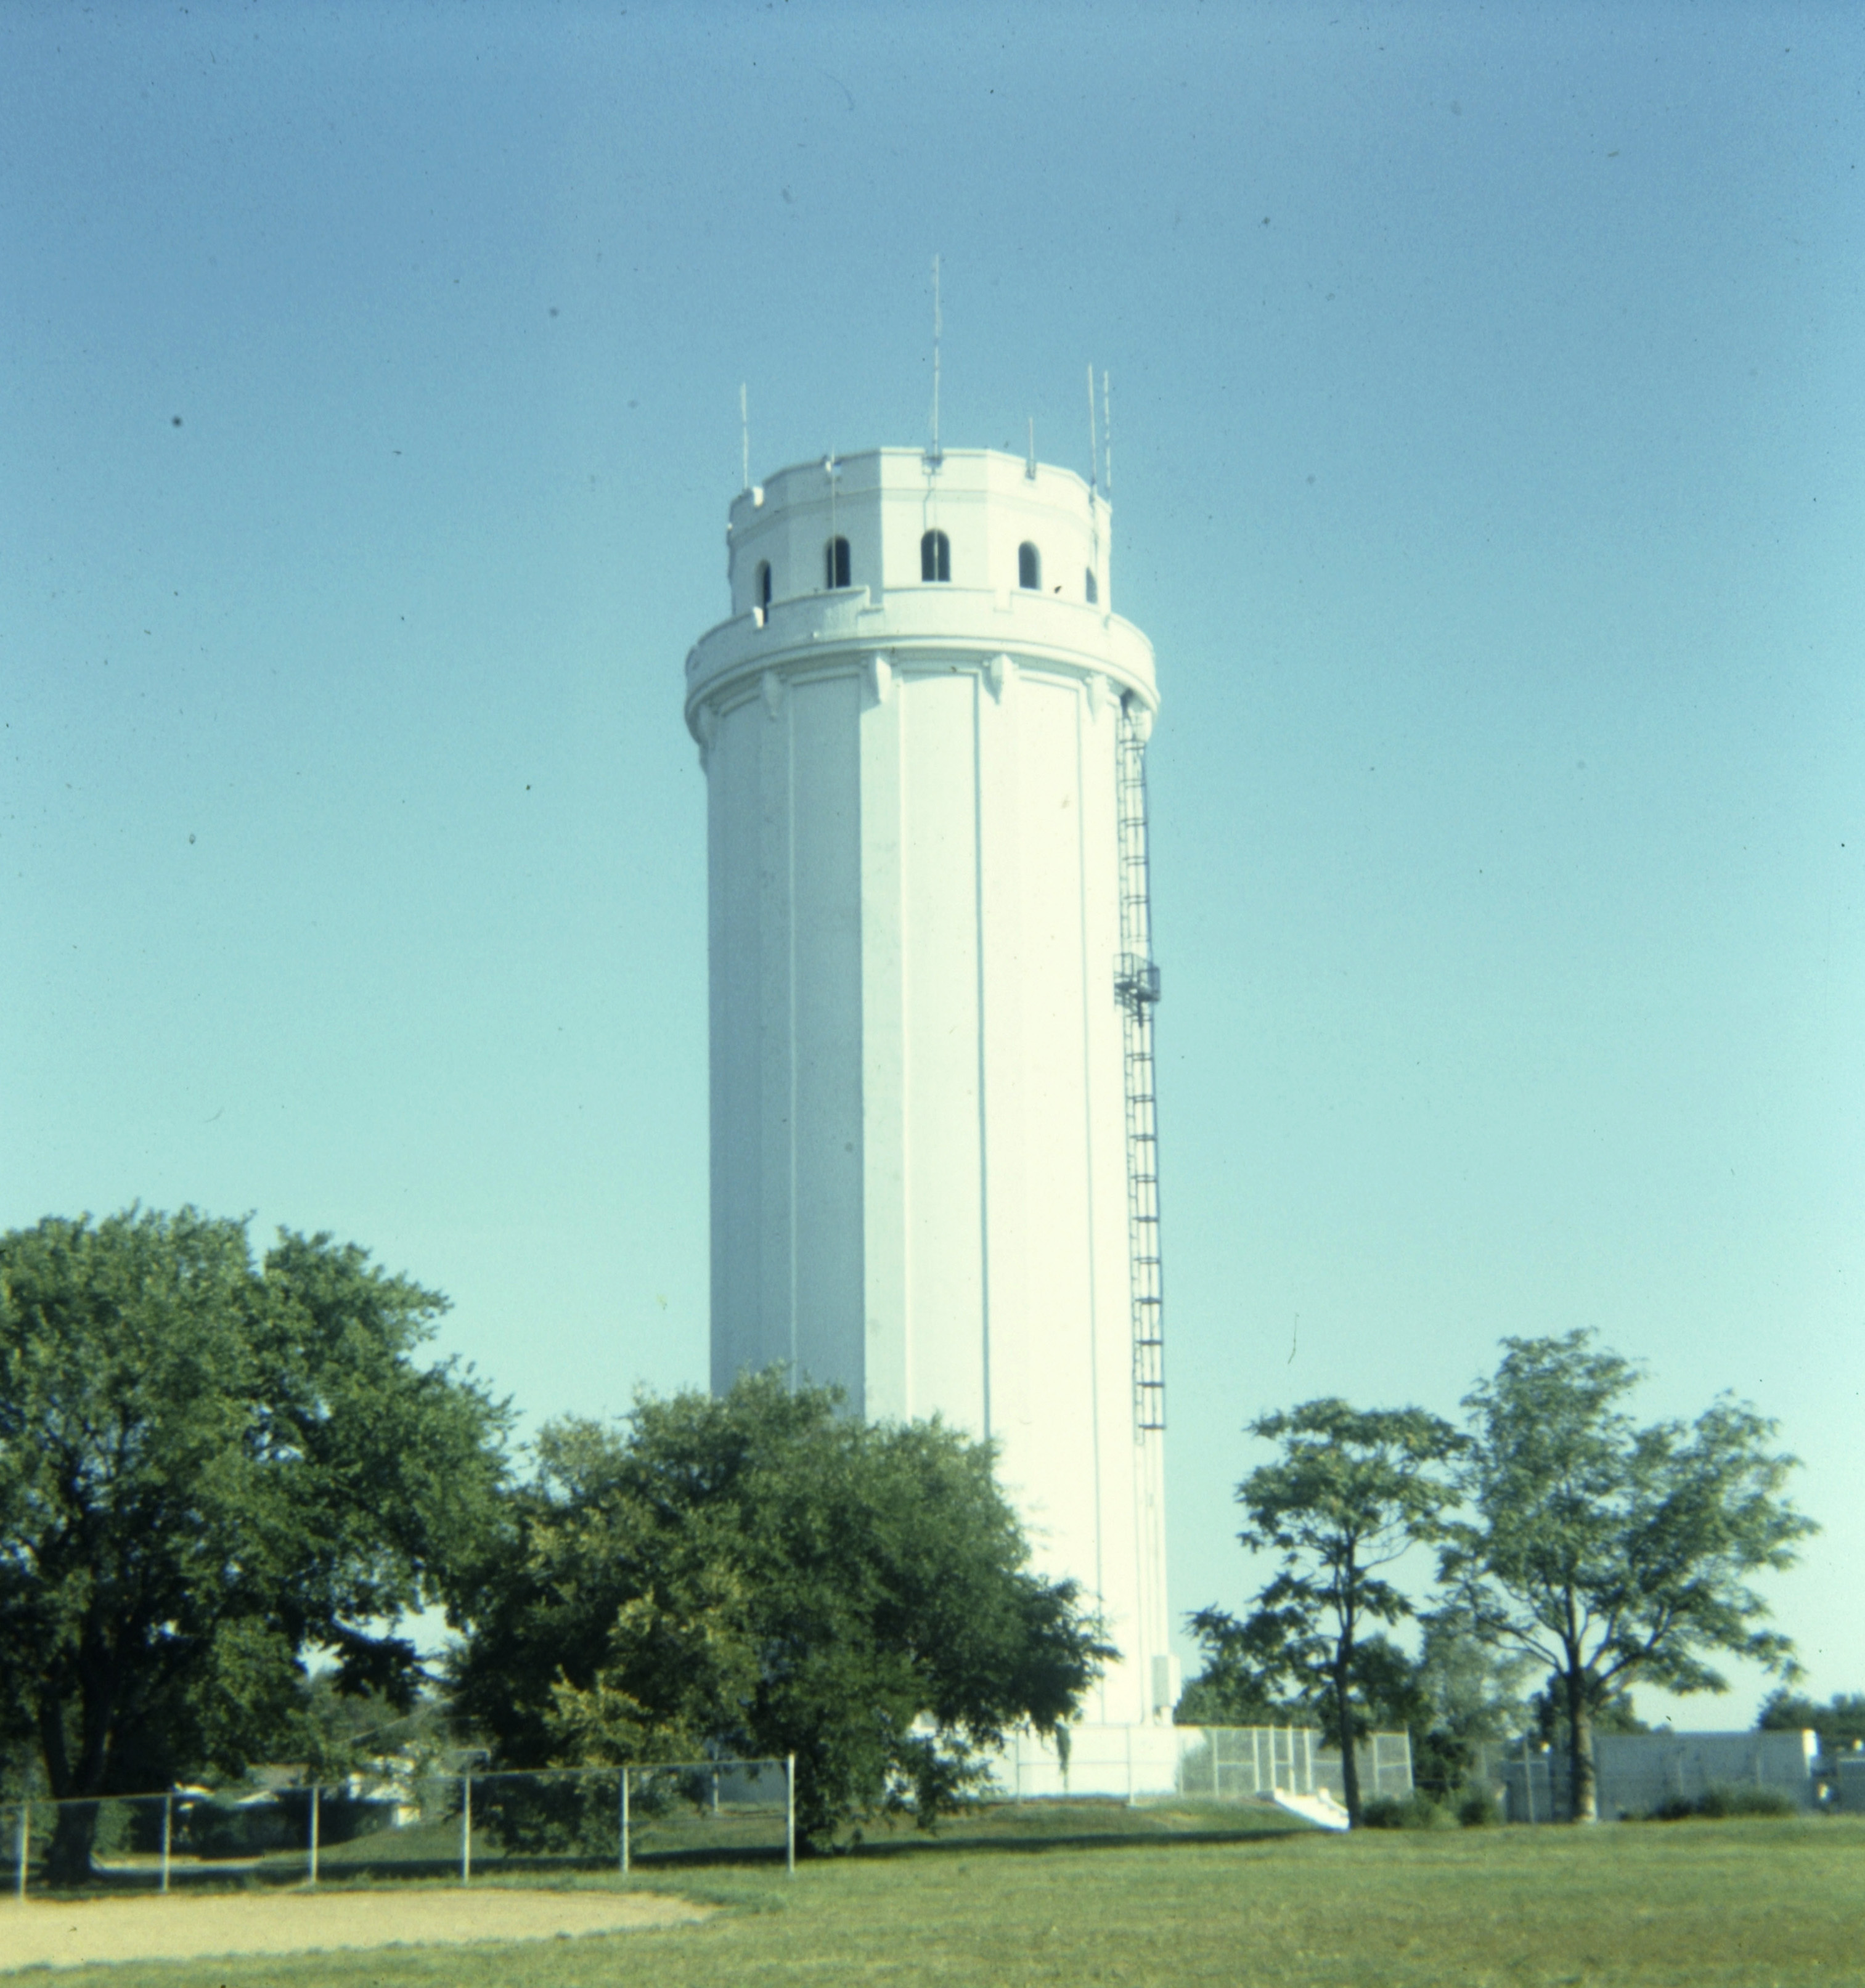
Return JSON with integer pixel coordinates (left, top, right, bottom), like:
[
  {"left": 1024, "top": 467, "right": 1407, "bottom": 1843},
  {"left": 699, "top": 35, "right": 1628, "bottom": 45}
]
[
  {"left": 1528, "top": 1671, "right": 1646, "bottom": 1745},
  {"left": 1401, "top": 1612, "right": 1536, "bottom": 1799},
  {"left": 294, "top": 1671, "right": 460, "bottom": 1785},
  {"left": 1442, "top": 1330, "right": 1815, "bottom": 1821},
  {"left": 1181, "top": 1615, "right": 1425, "bottom": 1741},
  {"left": 1190, "top": 1400, "right": 1464, "bottom": 1823},
  {"left": 1412, "top": 1613, "right": 1535, "bottom": 1751},
  {"left": 450, "top": 1372, "right": 1108, "bottom": 1845},
  {"left": 1758, "top": 1689, "right": 1865, "bottom": 1759},
  {"left": 1173, "top": 1613, "right": 1309, "bottom": 1730},
  {"left": 0, "top": 1207, "right": 509, "bottom": 1873}
]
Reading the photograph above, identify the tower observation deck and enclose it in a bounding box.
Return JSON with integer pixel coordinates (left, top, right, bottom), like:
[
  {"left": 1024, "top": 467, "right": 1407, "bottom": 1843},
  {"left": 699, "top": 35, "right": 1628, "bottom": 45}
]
[{"left": 685, "top": 446, "right": 1173, "bottom": 1730}]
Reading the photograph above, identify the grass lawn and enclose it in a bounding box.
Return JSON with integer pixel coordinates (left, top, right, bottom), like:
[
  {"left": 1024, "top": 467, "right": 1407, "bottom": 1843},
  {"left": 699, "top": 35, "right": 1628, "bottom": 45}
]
[{"left": 16, "top": 1803, "right": 1864, "bottom": 1987}]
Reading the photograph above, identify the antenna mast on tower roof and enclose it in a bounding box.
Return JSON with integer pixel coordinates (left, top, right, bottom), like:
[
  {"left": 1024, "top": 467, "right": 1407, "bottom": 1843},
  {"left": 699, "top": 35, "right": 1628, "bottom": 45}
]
[
  {"left": 928, "top": 255, "right": 943, "bottom": 466},
  {"left": 1103, "top": 370, "right": 1113, "bottom": 497},
  {"left": 740, "top": 383, "right": 749, "bottom": 493},
  {"left": 1087, "top": 362, "right": 1099, "bottom": 500}
]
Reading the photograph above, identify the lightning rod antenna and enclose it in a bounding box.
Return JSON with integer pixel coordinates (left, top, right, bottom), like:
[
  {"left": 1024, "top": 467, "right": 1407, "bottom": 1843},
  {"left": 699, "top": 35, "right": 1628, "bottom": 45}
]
[
  {"left": 1103, "top": 370, "right": 1113, "bottom": 497},
  {"left": 929, "top": 255, "right": 942, "bottom": 465},
  {"left": 1087, "top": 362, "right": 1098, "bottom": 499},
  {"left": 740, "top": 383, "right": 749, "bottom": 493},
  {"left": 1026, "top": 415, "right": 1036, "bottom": 480}
]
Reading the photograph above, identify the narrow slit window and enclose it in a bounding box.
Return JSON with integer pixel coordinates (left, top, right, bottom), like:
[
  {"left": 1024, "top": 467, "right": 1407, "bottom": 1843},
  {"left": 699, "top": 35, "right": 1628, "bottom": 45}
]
[
  {"left": 825, "top": 537, "right": 851, "bottom": 589},
  {"left": 756, "top": 560, "right": 772, "bottom": 609},
  {"left": 1085, "top": 567, "right": 1099, "bottom": 605},
  {"left": 1018, "top": 542, "right": 1042, "bottom": 591},
  {"left": 920, "top": 529, "right": 950, "bottom": 582}
]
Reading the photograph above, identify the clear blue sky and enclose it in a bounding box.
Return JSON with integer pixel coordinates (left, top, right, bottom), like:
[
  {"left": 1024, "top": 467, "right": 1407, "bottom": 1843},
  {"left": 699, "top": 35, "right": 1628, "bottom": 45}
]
[{"left": 5, "top": 1, "right": 1859, "bottom": 1725}]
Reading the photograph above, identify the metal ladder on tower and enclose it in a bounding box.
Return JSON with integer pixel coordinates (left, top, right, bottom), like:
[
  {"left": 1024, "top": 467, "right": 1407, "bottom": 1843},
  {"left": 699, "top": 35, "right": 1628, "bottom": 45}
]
[{"left": 1114, "top": 702, "right": 1165, "bottom": 1433}]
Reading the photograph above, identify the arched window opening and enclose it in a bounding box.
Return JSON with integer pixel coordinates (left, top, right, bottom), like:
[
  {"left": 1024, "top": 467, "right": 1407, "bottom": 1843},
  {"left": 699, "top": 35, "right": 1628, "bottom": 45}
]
[
  {"left": 1018, "top": 542, "right": 1042, "bottom": 591},
  {"left": 756, "top": 560, "right": 772, "bottom": 609},
  {"left": 1085, "top": 567, "right": 1099, "bottom": 605},
  {"left": 825, "top": 537, "right": 851, "bottom": 589},
  {"left": 920, "top": 529, "right": 951, "bottom": 582}
]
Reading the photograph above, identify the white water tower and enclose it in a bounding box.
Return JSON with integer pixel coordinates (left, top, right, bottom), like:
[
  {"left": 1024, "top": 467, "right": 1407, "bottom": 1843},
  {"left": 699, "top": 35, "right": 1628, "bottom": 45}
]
[{"left": 685, "top": 444, "right": 1173, "bottom": 1733}]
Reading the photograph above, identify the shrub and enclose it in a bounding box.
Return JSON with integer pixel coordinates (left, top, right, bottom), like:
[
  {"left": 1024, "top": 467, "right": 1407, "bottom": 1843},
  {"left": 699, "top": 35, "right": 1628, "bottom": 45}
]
[
  {"left": 1359, "top": 1793, "right": 1453, "bottom": 1830},
  {"left": 1457, "top": 1785, "right": 1500, "bottom": 1827},
  {"left": 1697, "top": 1783, "right": 1797, "bottom": 1819},
  {"left": 1647, "top": 1783, "right": 1797, "bottom": 1821}
]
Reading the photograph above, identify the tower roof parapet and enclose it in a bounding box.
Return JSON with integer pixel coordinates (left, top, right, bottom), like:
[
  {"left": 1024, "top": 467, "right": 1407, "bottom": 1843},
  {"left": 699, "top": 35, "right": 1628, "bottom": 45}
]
[{"left": 687, "top": 447, "right": 1155, "bottom": 739}]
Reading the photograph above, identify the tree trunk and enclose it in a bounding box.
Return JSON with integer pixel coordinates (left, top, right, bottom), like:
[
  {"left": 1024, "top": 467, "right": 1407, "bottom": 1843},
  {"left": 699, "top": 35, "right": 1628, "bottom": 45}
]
[
  {"left": 37, "top": 1697, "right": 101, "bottom": 1886},
  {"left": 1335, "top": 1656, "right": 1361, "bottom": 1825},
  {"left": 1565, "top": 1669, "right": 1596, "bottom": 1823},
  {"left": 44, "top": 1802, "right": 102, "bottom": 1887},
  {"left": 36, "top": 1669, "right": 117, "bottom": 1884}
]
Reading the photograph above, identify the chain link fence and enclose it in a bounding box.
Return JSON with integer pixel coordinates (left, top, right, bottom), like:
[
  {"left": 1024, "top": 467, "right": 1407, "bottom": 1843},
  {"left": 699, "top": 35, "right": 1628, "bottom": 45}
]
[
  {"left": 1173, "top": 1728, "right": 1413, "bottom": 1805},
  {"left": 3, "top": 1759, "right": 794, "bottom": 1895},
  {"left": 1314, "top": 1732, "right": 1414, "bottom": 1805},
  {"left": 1175, "top": 1727, "right": 1319, "bottom": 1799}
]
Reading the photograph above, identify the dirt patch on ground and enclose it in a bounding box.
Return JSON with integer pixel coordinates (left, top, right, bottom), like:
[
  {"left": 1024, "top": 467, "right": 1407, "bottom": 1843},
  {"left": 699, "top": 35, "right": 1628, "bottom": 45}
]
[{"left": 1, "top": 1886, "right": 708, "bottom": 1971}]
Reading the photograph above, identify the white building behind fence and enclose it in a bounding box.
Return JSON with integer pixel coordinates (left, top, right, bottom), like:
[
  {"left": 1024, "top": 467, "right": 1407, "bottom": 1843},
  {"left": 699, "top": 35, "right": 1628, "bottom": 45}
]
[{"left": 1481, "top": 1728, "right": 1827, "bottom": 1820}]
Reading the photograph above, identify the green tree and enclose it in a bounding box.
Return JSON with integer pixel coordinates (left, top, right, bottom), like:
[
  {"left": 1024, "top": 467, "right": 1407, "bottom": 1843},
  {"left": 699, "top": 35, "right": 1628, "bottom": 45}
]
[
  {"left": 0, "top": 1208, "right": 508, "bottom": 1879},
  {"left": 1443, "top": 1332, "right": 1816, "bottom": 1822},
  {"left": 1406, "top": 1614, "right": 1534, "bottom": 1801},
  {"left": 293, "top": 1672, "right": 459, "bottom": 1785},
  {"left": 1528, "top": 1672, "right": 1646, "bottom": 1747},
  {"left": 1173, "top": 1613, "right": 1308, "bottom": 1729},
  {"left": 450, "top": 1372, "right": 1108, "bottom": 1845},
  {"left": 1191, "top": 1401, "right": 1464, "bottom": 1823},
  {"left": 1758, "top": 1689, "right": 1865, "bottom": 1761}
]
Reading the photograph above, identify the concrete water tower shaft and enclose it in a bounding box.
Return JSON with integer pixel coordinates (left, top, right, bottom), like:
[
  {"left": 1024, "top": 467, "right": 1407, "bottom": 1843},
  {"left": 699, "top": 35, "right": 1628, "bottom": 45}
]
[{"left": 685, "top": 445, "right": 1173, "bottom": 1728}]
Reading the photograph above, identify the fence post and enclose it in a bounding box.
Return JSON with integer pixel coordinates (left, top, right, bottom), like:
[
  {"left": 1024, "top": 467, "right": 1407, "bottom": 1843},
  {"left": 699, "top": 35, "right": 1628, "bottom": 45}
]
[
  {"left": 619, "top": 1769, "right": 630, "bottom": 1877},
  {"left": 160, "top": 1791, "right": 173, "bottom": 1895},
  {"left": 460, "top": 1774, "right": 471, "bottom": 1885},
  {"left": 14, "top": 1803, "right": 26, "bottom": 1901},
  {"left": 785, "top": 1755, "right": 796, "bottom": 1878},
  {"left": 308, "top": 1784, "right": 320, "bottom": 1888}
]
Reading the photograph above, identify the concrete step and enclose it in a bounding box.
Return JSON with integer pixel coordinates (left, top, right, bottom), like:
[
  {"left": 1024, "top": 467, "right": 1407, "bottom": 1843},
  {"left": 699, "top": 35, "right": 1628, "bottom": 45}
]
[{"left": 1271, "top": 1787, "right": 1352, "bottom": 1831}]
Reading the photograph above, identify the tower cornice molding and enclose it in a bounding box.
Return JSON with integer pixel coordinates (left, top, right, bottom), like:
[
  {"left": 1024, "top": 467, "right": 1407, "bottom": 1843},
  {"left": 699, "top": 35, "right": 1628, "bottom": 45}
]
[{"left": 685, "top": 587, "right": 1156, "bottom": 741}]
